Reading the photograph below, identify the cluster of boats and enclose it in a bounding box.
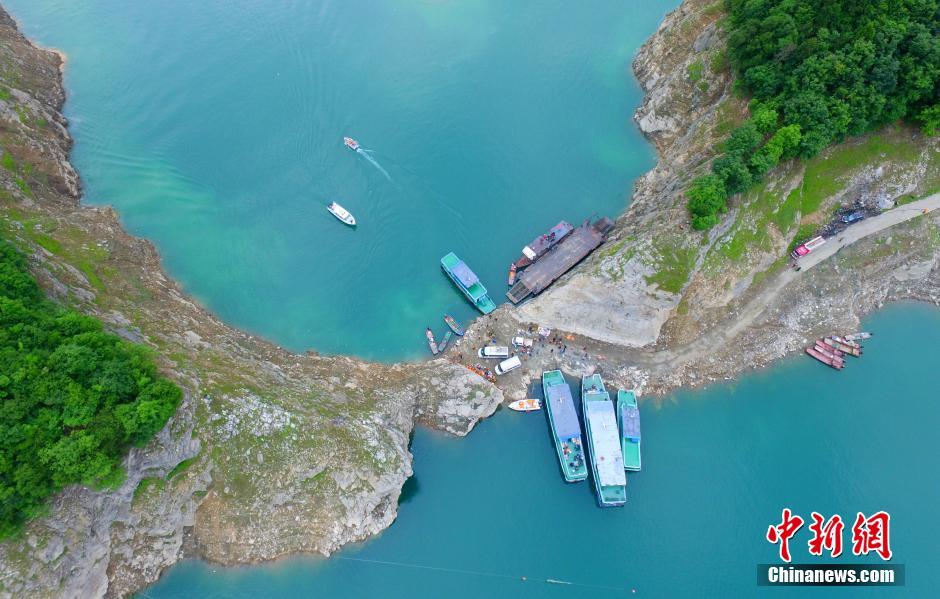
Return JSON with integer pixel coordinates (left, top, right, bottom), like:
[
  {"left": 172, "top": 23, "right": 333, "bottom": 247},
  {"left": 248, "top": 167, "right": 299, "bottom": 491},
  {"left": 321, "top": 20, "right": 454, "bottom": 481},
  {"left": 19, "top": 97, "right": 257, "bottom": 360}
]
[
  {"left": 507, "top": 221, "right": 574, "bottom": 285},
  {"left": 425, "top": 313, "right": 465, "bottom": 355},
  {"left": 805, "top": 332, "right": 871, "bottom": 370},
  {"left": 513, "top": 371, "right": 641, "bottom": 508}
]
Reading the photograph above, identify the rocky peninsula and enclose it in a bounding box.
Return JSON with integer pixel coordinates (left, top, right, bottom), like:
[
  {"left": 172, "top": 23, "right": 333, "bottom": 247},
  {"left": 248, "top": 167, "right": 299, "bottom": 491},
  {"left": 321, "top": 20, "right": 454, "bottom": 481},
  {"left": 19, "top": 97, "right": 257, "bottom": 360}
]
[{"left": 1, "top": 0, "right": 938, "bottom": 596}]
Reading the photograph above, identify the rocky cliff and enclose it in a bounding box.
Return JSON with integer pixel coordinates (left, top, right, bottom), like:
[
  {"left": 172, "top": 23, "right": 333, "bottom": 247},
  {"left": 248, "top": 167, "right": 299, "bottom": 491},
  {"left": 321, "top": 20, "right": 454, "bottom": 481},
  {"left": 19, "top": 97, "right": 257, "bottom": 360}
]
[
  {"left": 1, "top": 0, "right": 939, "bottom": 597},
  {"left": 0, "top": 8, "right": 500, "bottom": 597}
]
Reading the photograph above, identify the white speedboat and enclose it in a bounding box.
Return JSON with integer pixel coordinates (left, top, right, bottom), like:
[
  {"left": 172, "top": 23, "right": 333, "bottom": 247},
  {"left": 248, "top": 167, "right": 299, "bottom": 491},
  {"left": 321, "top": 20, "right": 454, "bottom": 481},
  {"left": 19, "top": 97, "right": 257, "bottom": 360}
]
[
  {"left": 508, "top": 399, "right": 541, "bottom": 412},
  {"left": 326, "top": 202, "right": 356, "bottom": 226}
]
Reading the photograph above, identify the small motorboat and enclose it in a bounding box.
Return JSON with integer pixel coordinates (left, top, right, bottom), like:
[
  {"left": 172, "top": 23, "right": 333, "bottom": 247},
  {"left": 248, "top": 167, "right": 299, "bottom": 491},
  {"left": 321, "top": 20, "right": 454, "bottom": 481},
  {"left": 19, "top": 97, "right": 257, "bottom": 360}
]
[
  {"left": 344, "top": 136, "right": 360, "bottom": 151},
  {"left": 443, "top": 314, "right": 464, "bottom": 336},
  {"left": 326, "top": 202, "right": 356, "bottom": 226},
  {"left": 425, "top": 328, "right": 439, "bottom": 355},
  {"left": 438, "top": 330, "right": 453, "bottom": 352},
  {"left": 508, "top": 399, "right": 541, "bottom": 412},
  {"left": 508, "top": 263, "right": 517, "bottom": 286}
]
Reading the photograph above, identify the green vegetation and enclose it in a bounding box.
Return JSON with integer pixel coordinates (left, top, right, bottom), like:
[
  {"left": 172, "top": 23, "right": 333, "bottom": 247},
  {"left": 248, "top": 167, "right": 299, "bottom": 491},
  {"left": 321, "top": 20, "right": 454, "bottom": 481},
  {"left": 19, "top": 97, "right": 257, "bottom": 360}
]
[
  {"left": 0, "top": 235, "right": 181, "bottom": 538},
  {"left": 687, "top": 60, "right": 704, "bottom": 84},
  {"left": 687, "top": 0, "right": 939, "bottom": 229},
  {"left": 645, "top": 241, "right": 697, "bottom": 294}
]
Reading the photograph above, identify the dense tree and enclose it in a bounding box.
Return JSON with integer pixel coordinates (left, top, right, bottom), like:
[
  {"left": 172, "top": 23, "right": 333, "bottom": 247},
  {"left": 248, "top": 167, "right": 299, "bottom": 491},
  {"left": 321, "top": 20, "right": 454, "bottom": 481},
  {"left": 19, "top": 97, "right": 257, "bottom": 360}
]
[
  {"left": 0, "top": 235, "right": 181, "bottom": 537},
  {"left": 685, "top": 0, "right": 939, "bottom": 229}
]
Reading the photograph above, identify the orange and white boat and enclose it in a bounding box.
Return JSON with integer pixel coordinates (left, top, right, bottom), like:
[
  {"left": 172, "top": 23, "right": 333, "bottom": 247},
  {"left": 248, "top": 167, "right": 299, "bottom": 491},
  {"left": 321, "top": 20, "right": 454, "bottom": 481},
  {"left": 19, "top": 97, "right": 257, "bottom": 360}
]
[
  {"left": 343, "top": 136, "right": 360, "bottom": 151},
  {"left": 508, "top": 399, "right": 541, "bottom": 412}
]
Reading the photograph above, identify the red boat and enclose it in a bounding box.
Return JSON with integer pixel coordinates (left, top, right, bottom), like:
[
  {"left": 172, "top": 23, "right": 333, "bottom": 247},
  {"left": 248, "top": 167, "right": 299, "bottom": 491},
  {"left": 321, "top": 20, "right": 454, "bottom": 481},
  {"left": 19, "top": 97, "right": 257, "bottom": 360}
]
[
  {"left": 806, "top": 346, "right": 843, "bottom": 370},
  {"left": 344, "top": 136, "right": 360, "bottom": 151},
  {"left": 814, "top": 343, "right": 844, "bottom": 368},
  {"left": 508, "top": 263, "right": 517, "bottom": 286},
  {"left": 816, "top": 339, "right": 844, "bottom": 358}
]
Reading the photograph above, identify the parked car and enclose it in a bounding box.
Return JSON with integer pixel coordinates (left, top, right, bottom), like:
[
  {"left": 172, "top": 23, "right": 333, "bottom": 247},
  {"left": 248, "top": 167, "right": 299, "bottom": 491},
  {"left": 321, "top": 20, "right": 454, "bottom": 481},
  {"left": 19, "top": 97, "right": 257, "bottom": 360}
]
[
  {"left": 495, "top": 355, "right": 522, "bottom": 375},
  {"left": 841, "top": 210, "right": 866, "bottom": 224}
]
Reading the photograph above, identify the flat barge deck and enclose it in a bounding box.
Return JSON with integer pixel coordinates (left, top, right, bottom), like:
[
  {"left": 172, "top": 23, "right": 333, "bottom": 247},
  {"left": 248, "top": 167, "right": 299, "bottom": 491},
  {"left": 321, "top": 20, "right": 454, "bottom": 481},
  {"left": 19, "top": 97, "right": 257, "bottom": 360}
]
[{"left": 507, "top": 217, "right": 612, "bottom": 303}]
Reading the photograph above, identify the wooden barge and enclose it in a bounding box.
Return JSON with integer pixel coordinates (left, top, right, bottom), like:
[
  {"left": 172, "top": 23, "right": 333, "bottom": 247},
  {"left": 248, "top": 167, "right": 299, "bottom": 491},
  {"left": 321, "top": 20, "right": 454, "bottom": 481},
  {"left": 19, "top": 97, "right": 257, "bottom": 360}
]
[{"left": 507, "top": 217, "right": 613, "bottom": 304}]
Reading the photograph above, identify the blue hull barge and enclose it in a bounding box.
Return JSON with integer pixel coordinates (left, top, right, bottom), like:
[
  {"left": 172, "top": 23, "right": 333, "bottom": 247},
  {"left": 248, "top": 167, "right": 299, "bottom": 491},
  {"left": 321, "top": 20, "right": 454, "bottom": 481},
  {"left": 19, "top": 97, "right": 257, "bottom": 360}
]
[
  {"left": 542, "top": 370, "right": 587, "bottom": 482},
  {"left": 441, "top": 252, "right": 497, "bottom": 314},
  {"left": 582, "top": 374, "right": 626, "bottom": 507}
]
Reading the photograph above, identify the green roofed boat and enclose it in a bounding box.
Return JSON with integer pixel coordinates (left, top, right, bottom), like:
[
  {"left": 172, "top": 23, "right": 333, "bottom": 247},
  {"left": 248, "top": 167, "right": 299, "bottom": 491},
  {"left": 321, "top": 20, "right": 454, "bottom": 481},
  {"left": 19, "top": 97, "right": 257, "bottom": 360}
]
[
  {"left": 441, "top": 252, "right": 497, "bottom": 314},
  {"left": 617, "top": 389, "right": 641, "bottom": 472},
  {"left": 542, "top": 370, "right": 587, "bottom": 483},
  {"left": 582, "top": 374, "right": 626, "bottom": 507}
]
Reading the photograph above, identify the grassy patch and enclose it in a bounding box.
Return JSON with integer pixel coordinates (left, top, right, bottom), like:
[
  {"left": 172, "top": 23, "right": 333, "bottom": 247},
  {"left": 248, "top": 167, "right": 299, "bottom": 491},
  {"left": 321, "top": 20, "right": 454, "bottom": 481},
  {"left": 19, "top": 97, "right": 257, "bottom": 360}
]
[
  {"left": 796, "top": 132, "right": 922, "bottom": 217},
  {"left": 687, "top": 60, "right": 704, "bottom": 84},
  {"left": 167, "top": 456, "right": 199, "bottom": 480},
  {"left": 133, "top": 476, "right": 166, "bottom": 501},
  {"left": 645, "top": 241, "right": 697, "bottom": 294}
]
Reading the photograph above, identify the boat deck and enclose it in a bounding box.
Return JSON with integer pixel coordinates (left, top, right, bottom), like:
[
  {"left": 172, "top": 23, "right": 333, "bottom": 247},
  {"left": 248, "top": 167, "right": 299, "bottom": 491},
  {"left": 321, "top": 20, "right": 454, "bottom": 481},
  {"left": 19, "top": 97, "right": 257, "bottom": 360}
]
[{"left": 507, "top": 221, "right": 607, "bottom": 303}]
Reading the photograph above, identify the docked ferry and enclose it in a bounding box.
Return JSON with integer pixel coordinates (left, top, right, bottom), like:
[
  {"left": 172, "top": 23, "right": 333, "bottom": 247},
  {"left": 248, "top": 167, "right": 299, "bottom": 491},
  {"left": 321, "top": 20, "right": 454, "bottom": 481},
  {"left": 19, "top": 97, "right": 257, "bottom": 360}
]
[
  {"left": 440, "top": 252, "right": 497, "bottom": 314},
  {"left": 513, "top": 221, "right": 575, "bottom": 269},
  {"left": 581, "top": 374, "right": 626, "bottom": 507},
  {"left": 616, "top": 389, "right": 641, "bottom": 471},
  {"left": 542, "top": 370, "right": 587, "bottom": 483}
]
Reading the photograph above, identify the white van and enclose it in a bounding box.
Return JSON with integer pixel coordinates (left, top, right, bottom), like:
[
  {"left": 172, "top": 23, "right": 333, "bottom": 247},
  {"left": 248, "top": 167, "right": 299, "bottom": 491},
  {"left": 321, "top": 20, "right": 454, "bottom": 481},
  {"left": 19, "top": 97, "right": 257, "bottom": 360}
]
[
  {"left": 478, "top": 346, "right": 510, "bottom": 359},
  {"left": 495, "top": 355, "right": 522, "bottom": 375}
]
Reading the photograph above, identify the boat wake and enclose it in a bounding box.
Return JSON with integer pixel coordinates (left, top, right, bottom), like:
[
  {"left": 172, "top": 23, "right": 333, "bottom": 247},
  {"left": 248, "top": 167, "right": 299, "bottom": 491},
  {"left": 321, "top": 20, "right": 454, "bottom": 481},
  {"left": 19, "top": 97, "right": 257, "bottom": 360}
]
[{"left": 356, "top": 147, "right": 392, "bottom": 180}]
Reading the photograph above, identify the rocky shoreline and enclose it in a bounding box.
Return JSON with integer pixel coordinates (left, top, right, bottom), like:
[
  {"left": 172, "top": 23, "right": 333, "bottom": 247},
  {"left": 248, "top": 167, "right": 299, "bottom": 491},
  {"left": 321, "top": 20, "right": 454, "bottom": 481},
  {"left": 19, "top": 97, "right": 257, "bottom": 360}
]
[{"left": 0, "top": 0, "right": 938, "bottom": 596}]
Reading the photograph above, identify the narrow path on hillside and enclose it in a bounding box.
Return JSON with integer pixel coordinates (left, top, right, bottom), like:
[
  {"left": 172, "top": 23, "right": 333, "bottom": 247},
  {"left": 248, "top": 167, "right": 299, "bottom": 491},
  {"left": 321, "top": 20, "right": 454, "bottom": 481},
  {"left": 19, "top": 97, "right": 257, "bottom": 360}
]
[{"left": 644, "top": 192, "right": 940, "bottom": 369}]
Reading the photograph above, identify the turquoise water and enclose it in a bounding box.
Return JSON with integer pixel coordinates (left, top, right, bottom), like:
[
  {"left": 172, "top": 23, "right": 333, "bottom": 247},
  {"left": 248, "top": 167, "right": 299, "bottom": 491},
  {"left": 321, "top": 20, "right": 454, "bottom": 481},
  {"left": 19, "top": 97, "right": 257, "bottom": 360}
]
[
  {"left": 6, "top": 0, "right": 675, "bottom": 360},
  {"left": 142, "top": 303, "right": 940, "bottom": 597}
]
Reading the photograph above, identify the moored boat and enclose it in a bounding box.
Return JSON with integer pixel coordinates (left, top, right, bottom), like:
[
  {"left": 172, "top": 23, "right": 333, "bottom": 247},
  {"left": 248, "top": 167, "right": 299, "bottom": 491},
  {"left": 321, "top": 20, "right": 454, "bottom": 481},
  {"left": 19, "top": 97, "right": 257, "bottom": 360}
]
[
  {"left": 806, "top": 346, "right": 843, "bottom": 370},
  {"left": 508, "top": 263, "right": 517, "bottom": 286},
  {"left": 425, "top": 328, "right": 438, "bottom": 355},
  {"left": 513, "top": 221, "right": 575, "bottom": 269},
  {"left": 443, "top": 314, "right": 464, "bottom": 336},
  {"left": 831, "top": 335, "right": 862, "bottom": 350},
  {"left": 823, "top": 336, "right": 861, "bottom": 357},
  {"left": 508, "top": 399, "right": 541, "bottom": 412},
  {"left": 440, "top": 252, "right": 497, "bottom": 314},
  {"left": 542, "top": 370, "right": 587, "bottom": 483},
  {"left": 814, "top": 343, "right": 845, "bottom": 368},
  {"left": 816, "top": 339, "right": 844, "bottom": 358},
  {"left": 343, "top": 136, "right": 360, "bottom": 151},
  {"left": 326, "top": 202, "right": 356, "bottom": 226},
  {"left": 438, "top": 330, "right": 453, "bottom": 352},
  {"left": 582, "top": 374, "right": 626, "bottom": 507},
  {"left": 844, "top": 332, "right": 872, "bottom": 341},
  {"left": 616, "top": 389, "right": 641, "bottom": 472}
]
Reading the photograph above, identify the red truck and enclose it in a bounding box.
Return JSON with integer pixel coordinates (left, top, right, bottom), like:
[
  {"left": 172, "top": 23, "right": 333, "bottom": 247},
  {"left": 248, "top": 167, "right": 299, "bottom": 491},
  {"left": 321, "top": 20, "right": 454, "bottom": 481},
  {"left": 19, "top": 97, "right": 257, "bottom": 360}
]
[{"left": 791, "top": 236, "right": 826, "bottom": 259}]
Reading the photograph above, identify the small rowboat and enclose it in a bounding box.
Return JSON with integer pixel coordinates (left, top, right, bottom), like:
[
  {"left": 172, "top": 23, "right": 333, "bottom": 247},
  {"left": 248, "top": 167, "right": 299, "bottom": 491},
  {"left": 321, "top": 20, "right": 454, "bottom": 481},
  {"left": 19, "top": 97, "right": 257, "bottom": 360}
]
[
  {"left": 438, "top": 330, "right": 453, "bottom": 352},
  {"left": 508, "top": 263, "right": 517, "bottom": 286},
  {"left": 425, "top": 328, "right": 439, "bottom": 355},
  {"left": 844, "top": 332, "right": 872, "bottom": 341},
  {"left": 326, "top": 202, "right": 356, "bottom": 226},
  {"left": 443, "top": 314, "right": 464, "bottom": 336},
  {"left": 344, "top": 136, "right": 360, "bottom": 151},
  {"left": 508, "top": 399, "right": 541, "bottom": 412}
]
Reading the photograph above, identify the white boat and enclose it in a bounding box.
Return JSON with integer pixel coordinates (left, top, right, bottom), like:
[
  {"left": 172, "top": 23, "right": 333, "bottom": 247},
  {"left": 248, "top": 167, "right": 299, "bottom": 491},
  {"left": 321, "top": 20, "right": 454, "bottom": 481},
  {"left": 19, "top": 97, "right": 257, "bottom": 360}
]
[
  {"left": 508, "top": 399, "right": 541, "bottom": 412},
  {"left": 326, "top": 202, "right": 356, "bottom": 226},
  {"left": 844, "top": 332, "right": 872, "bottom": 341}
]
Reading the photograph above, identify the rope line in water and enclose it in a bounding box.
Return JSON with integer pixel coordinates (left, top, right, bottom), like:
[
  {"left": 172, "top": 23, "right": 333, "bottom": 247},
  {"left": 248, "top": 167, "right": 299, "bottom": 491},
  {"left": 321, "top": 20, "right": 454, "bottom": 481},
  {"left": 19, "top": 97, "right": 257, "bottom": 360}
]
[{"left": 334, "top": 555, "right": 629, "bottom": 593}]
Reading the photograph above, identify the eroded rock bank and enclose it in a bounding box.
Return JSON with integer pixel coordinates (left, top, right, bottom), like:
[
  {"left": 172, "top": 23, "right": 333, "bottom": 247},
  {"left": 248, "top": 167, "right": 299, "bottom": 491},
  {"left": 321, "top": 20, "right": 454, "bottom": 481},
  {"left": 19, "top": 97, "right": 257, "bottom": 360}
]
[
  {"left": 1, "top": 0, "right": 939, "bottom": 596},
  {"left": 0, "top": 7, "right": 499, "bottom": 597}
]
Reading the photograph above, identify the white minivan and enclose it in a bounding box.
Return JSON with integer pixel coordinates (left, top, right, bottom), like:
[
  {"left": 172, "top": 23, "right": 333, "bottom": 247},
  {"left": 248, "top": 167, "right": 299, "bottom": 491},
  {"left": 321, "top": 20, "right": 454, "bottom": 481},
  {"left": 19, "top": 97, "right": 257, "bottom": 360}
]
[
  {"left": 478, "top": 346, "right": 509, "bottom": 359},
  {"left": 495, "top": 355, "right": 522, "bottom": 375}
]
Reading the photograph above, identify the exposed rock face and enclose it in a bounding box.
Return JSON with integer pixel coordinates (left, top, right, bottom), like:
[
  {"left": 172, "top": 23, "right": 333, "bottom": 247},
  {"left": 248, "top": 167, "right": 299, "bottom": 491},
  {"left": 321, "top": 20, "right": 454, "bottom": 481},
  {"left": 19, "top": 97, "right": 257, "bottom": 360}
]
[
  {"left": 1, "top": 0, "right": 938, "bottom": 596},
  {"left": 0, "top": 7, "right": 500, "bottom": 597}
]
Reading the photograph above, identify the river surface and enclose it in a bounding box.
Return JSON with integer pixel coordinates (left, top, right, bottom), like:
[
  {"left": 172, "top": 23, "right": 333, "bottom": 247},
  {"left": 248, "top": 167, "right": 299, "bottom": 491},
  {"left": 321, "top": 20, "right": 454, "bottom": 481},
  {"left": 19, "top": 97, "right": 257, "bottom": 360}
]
[
  {"left": 7, "top": 2, "right": 939, "bottom": 598},
  {"left": 7, "top": 0, "right": 675, "bottom": 361},
  {"left": 142, "top": 303, "right": 940, "bottom": 597}
]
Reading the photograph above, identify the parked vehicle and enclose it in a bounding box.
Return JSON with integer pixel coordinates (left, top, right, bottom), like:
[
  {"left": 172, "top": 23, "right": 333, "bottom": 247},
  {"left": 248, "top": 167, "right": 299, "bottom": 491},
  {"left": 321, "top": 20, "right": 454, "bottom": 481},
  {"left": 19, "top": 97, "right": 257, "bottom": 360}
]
[
  {"left": 495, "top": 355, "right": 522, "bottom": 375},
  {"left": 841, "top": 210, "right": 866, "bottom": 224},
  {"left": 791, "top": 236, "right": 826, "bottom": 259},
  {"left": 477, "top": 346, "right": 510, "bottom": 359}
]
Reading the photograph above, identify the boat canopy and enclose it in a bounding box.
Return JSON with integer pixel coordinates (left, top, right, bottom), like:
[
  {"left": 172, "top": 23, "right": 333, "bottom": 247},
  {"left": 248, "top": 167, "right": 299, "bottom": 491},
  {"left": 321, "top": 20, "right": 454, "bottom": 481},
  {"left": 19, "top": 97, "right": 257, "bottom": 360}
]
[
  {"left": 450, "top": 261, "right": 479, "bottom": 289},
  {"left": 549, "top": 221, "right": 574, "bottom": 241},
  {"left": 586, "top": 401, "right": 627, "bottom": 486},
  {"left": 546, "top": 383, "right": 580, "bottom": 440},
  {"left": 621, "top": 405, "right": 641, "bottom": 440},
  {"left": 522, "top": 246, "right": 537, "bottom": 260}
]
